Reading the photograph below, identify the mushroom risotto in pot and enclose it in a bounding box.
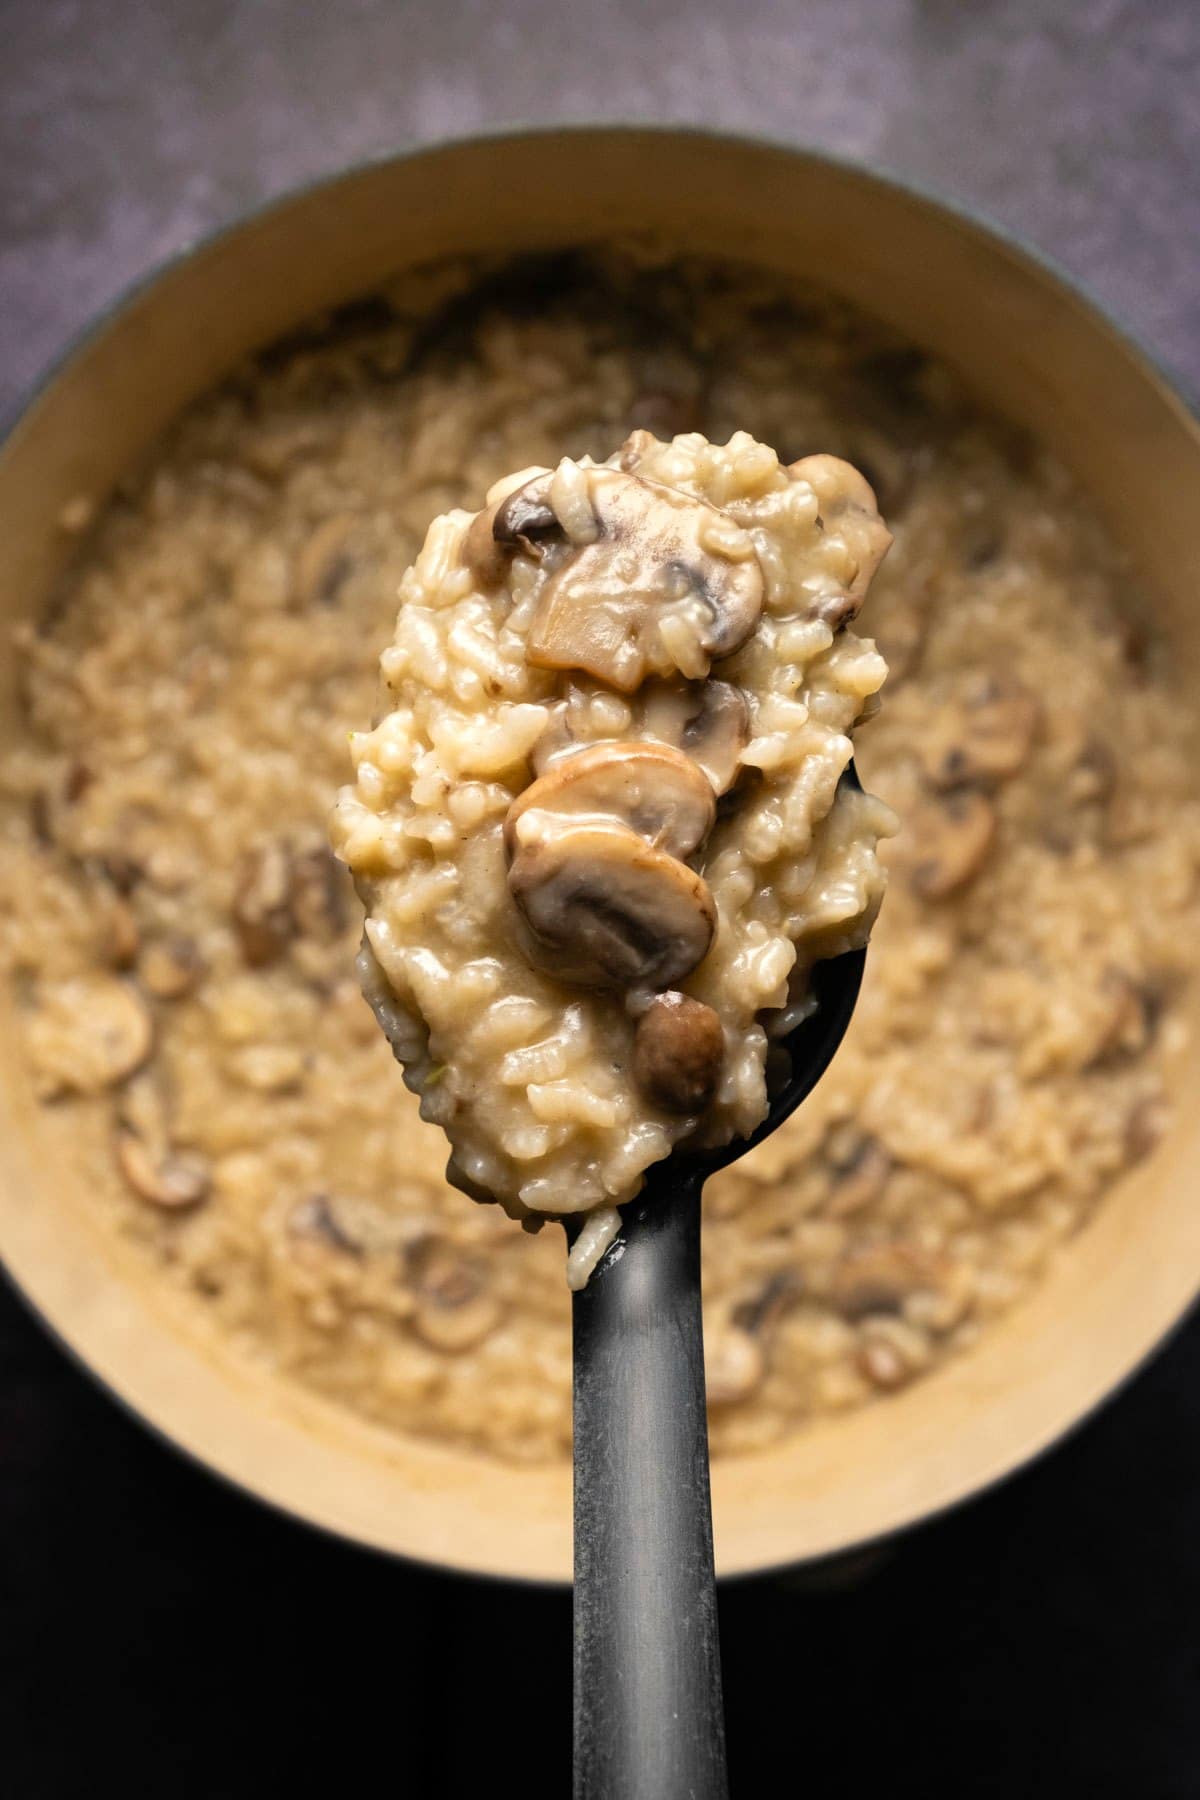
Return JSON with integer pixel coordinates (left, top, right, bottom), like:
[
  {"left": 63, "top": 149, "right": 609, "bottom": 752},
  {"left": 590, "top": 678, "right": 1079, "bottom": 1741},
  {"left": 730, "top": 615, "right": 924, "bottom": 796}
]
[{"left": 1, "top": 248, "right": 1197, "bottom": 1462}]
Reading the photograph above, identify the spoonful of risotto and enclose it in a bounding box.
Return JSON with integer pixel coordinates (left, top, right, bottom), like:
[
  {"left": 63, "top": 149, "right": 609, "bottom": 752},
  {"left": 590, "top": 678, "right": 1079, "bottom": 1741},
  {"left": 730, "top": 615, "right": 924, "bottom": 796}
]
[{"left": 332, "top": 428, "right": 893, "bottom": 1800}]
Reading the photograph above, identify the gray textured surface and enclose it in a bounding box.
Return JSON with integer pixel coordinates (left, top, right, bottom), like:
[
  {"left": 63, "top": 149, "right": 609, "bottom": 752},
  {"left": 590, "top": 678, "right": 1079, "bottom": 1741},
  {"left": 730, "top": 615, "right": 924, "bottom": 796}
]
[{"left": 1, "top": 0, "right": 1198, "bottom": 422}]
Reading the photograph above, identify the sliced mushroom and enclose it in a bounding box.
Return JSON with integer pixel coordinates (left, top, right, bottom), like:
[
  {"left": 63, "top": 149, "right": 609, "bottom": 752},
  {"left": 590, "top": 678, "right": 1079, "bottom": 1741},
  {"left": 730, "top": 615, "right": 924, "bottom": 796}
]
[
  {"left": 27, "top": 975, "right": 153, "bottom": 1099},
  {"left": 920, "top": 673, "right": 1040, "bottom": 790},
  {"left": 292, "top": 514, "right": 359, "bottom": 607},
  {"left": 462, "top": 474, "right": 561, "bottom": 588},
  {"left": 788, "top": 453, "right": 893, "bottom": 620},
  {"left": 508, "top": 824, "right": 716, "bottom": 991},
  {"left": 523, "top": 467, "right": 764, "bottom": 692},
  {"left": 113, "top": 1072, "right": 210, "bottom": 1210},
  {"left": 505, "top": 741, "right": 716, "bottom": 863},
  {"left": 908, "top": 791, "right": 997, "bottom": 900},
  {"left": 492, "top": 475, "right": 560, "bottom": 549},
  {"left": 232, "top": 842, "right": 294, "bottom": 966},
  {"left": 633, "top": 990, "right": 725, "bottom": 1114},
  {"left": 830, "top": 1243, "right": 947, "bottom": 1321},
  {"left": 405, "top": 1239, "right": 501, "bottom": 1352},
  {"left": 639, "top": 679, "right": 750, "bottom": 794},
  {"left": 1086, "top": 968, "right": 1159, "bottom": 1067},
  {"left": 731, "top": 1270, "right": 803, "bottom": 1335},
  {"left": 531, "top": 678, "right": 750, "bottom": 798},
  {"left": 291, "top": 842, "right": 348, "bottom": 941},
  {"left": 824, "top": 1130, "right": 892, "bottom": 1218},
  {"left": 138, "top": 935, "right": 204, "bottom": 1000},
  {"left": 115, "top": 1125, "right": 211, "bottom": 1209}
]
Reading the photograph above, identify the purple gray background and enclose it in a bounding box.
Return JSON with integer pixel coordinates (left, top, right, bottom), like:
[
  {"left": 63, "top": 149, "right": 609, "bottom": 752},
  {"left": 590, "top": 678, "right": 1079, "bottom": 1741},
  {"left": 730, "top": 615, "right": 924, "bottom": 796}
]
[{"left": 1, "top": 4, "right": 1198, "bottom": 1797}]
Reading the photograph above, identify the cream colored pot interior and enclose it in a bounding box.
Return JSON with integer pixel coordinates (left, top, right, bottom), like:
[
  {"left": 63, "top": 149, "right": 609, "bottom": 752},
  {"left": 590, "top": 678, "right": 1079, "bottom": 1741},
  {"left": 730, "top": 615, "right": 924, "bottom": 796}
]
[{"left": 1, "top": 130, "right": 1198, "bottom": 1581}]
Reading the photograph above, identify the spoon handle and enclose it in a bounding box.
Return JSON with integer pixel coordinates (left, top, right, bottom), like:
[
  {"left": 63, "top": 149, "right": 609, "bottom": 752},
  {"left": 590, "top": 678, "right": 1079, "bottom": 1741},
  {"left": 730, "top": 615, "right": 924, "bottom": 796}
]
[{"left": 571, "top": 1167, "right": 729, "bottom": 1800}]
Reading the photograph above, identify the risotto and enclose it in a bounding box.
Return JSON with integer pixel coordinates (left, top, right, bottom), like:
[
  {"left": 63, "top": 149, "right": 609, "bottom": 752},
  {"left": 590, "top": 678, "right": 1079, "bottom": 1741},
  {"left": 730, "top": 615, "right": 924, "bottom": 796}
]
[
  {"left": 0, "top": 248, "right": 1197, "bottom": 1462},
  {"left": 331, "top": 429, "right": 893, "bottom": 1282}
]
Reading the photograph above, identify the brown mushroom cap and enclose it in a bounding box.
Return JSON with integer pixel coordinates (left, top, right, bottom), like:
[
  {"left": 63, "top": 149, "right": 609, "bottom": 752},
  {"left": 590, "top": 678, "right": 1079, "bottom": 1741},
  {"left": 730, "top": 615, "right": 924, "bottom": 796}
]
[
  {"left": 28, "top": 975, "right": 153, "bottom": 1099},
  {"left": 405, "top": 1238, "right": 501, "bottom": 1352},
  {"left": 463, "top": 475, "right": 561, "bottom": 588},
  {"left": 633, "top": 990, "right": 725, "bottom": 1114},
  {"left": 921, "top": 672, "right": 1040, "bottom": 790},
  {"left": 115, "top": 1126, "right": 211, "bottom": 1209},
  {"left": 492, "top": 476, "right": 559, "bottom": 549},
  {"left": 520, "top": 467, "right": 764, "bottom": 693},
  {"left": 909, "top": 790, "right": 997, "bottom": 899},
  {"left": 232, "top": 842, "right": 294, "bottom": 967},
  {"left": 638, "top": 678, "right": 750, "bottom": 795},
  {"left": 504, "top": 740, "right": 716, "bottom": 863},
  {"left": 508, "top": 823, "right": 716, "bottom": 991}
]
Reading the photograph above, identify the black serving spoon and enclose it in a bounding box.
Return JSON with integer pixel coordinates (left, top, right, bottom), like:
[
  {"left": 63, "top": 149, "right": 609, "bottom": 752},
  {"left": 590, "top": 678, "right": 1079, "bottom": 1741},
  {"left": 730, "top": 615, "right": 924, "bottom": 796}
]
[{"left": 569, "top": 888, "right": 867, "bottom": 1799}]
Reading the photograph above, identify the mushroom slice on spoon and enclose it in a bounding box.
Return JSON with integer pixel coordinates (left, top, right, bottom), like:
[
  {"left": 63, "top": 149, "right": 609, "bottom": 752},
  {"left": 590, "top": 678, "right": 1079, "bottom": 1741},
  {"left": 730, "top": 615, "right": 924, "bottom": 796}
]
[
  {"left": 504, "top": 740, "right": 716, "bottom": 862},
  {"left": 637, "top": 678, "right": 750, "bottom": 795},
  {"left": 518, "top": 467, "right": 764, "bottom": 692},
  {"left": 788, "top": 453, "right": 893, "bottom": 628},
  {"left": 507, "top": 823, "right": 716, "bottom": 992}
]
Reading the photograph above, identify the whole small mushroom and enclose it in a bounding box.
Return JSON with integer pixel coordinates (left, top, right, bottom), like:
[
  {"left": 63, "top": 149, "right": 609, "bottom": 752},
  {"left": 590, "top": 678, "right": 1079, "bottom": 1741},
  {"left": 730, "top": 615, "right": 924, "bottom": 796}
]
[
  {"left": 633, "top": 991, "right": 725, "bottom": 1115},
  {"left": 115, "top": 1127, "right": 211, "bottom": 1210}
]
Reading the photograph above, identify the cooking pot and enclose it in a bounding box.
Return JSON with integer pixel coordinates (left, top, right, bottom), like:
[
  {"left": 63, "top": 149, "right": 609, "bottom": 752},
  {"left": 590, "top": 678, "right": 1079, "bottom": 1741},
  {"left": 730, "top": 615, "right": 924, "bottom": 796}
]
[{"left": 2, "top": 127, "right": 1197, "bottom": 1581}]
